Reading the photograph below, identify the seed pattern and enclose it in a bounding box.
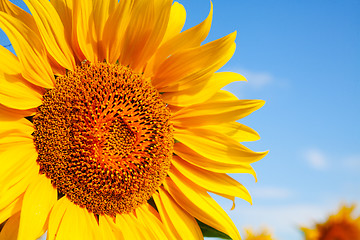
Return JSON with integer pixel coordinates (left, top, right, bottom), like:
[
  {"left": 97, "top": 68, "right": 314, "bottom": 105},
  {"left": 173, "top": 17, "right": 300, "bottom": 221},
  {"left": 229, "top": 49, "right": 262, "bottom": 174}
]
[{"left": 33, "top": 62, "right": 173, "bottom": 215}]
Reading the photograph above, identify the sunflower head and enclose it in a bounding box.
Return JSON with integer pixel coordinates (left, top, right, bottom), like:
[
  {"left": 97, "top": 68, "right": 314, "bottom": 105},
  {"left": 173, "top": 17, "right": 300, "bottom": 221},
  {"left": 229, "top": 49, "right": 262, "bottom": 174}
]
[
  {"left": 244, "top": 227, "right": 276, "bottom": 240},
  {"left": 0, "top": 0, "right": 267, "bottom": 239},
  {"left": 301, "top": 203, "right": 360, "bottom": 240},
  {"left": 32, "top": 62, "right": 173, "bottom": 216}
]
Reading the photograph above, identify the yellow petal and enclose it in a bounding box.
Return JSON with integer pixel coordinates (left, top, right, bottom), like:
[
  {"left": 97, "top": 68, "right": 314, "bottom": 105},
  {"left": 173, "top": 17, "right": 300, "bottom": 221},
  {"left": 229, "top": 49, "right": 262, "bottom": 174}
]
[
  {"left": 92, "top": 0, "right": 116, "bottom": 61},
  {"left": 172, "top": 156, "right": 252, "bottom": 204},
  {"left": 209, "top": 90, "right": 239, "bottom": 102},
  {"left": 102, "top": 0, "right": 133, "bottom": 63},
  {"left": 99, "top": 215, "right": 120, "bottom": 240},
  {"left": 47, "top": 197, "right": 67, "bottom": 240},
  {"left": 0, "top": 117, "right": 33, "bottom": 137},
  {"left": 207, "top": 121, "right": 260, "bottom": 142},
  {"left": 153, "top": 187, "right": 203, "bottom": 240},
  {"left": 143, "top": 1, "right": 187, "bottom": 78},
  {"left": 164, "top": 175, "right": 241, "bottom": 240},
  {"left": 0, "top": 0, "right": 68, "bottom": 74},
  {"left": 115, "top": 207, "right": 171, "bottom": 239},
  {"left": 115, "top": 212, "right": 144, "bottom": 240},
  {"left": 173, "top": 142, "right": 257, "bottom": 175},
  {"left": 0, "top": 141, "right": 35, "bottom": 189},
  {"left": 161, "top": 2, "right": 186, "bottom": 43},
  {"left": 150, "top": 2, "right": 212, "bottom": 76},
  {"left": 0, "top": 123, "right": 37, "bottom": 202},
  {"left": 0, "top": 12, "right": 54, "bottom": 88},
  {"left": 174, "top": 127, "right": 267, "bottom": 165},
  {"left": 0, "top": 0, "right": 38, "bottom": 34},
  {"left": 0, "top": 47, "right": 41, "bottom": 109},
  {"left": 0, "top": 194, "right": 23, "bottom": 225},
  {"left": 51, "top": 0, "right": 86, "bottom": 62},
  {"left": 0, "top": 45, "right": 21, "bottom": 75},
  {"left": 0, "top": 212, "right": 20, "bottom": 240},
  {"left": 0, "top": 155, "right": 38, "bottom": 210},
  {"left": 18, "top": 174, "right": 57, "bottom": 240},
  {"left": 152, "top": 31, "right": 235, "bottom": 91},
  {"left": 0, "top": 119, "right": 32, "bottom": 153},
  {"left": 48, "top": 197, "right": 100, "bottom": 240},
  {"left": 0, "top": 104, "right": 36, "bottom": 121},
  {"left": 119, "top": 0, "right": 172, "bottom": 72},
  {"left": 135, "top": 204, "right": 173, "bottom": 239},
  {"left": 216, "top": 194, "right": 237, "bottom": 211},
  {"left": 24, "top": 0, "right": 75, "bottom": 70},
  {"left": 172, "top": 97, "right": 265, "bottom": 128},
  {"left": 73, "top": 0, "right": 97, "bottom": 62},
  {"left": 0, "top": 74, "right": 42, "bottom": 110},
  {"left": 162, "top": 72, "right": 245, "bottom": 106},
  {"left": 51, "top": 0, "right": 73, "bottom": 42}
]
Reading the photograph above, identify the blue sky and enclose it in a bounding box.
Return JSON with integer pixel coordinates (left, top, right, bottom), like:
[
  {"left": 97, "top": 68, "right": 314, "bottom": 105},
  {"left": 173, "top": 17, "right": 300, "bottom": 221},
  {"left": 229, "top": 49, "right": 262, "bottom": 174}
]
[{"left": 2, "top": 0, "right": 360, "bottom": 239}]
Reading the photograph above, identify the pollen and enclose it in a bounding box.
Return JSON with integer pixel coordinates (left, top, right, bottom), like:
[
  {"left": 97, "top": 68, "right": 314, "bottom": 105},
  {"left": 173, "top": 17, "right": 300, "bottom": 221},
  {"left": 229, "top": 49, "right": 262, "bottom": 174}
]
[{"left": 32, "top": 62, "right": 173, "bottom": 216}]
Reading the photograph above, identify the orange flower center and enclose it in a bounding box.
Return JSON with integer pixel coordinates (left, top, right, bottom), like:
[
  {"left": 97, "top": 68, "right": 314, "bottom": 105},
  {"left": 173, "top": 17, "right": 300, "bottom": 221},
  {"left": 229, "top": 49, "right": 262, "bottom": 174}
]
[{"left": 33, "top": 62, "right": 173, "bottom": 215}]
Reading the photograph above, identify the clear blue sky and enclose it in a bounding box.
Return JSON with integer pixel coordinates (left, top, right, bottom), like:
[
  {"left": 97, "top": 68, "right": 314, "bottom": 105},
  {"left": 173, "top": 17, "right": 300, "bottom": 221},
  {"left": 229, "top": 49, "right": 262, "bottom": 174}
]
[{"left": 2, "top": 1, "right": 360, "bottom": 240}]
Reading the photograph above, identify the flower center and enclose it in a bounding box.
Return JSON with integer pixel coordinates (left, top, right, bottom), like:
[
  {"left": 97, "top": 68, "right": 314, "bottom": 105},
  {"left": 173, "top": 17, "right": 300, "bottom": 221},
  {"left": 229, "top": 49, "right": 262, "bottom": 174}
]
[{"left": 33, "top": 62, "right": 173, "bottom": 215}]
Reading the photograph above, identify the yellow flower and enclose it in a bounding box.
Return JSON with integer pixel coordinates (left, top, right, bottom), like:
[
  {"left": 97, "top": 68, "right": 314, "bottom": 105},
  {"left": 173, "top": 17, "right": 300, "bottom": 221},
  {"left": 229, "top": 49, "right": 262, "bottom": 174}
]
[
  {"left": 301, "top": 203, "right": 360, "bottom": 240},
  {"left": 0, "top": 0, "right": 267, "bottom": 239},
  {"left": 244, "top": 227, "right": 276, "bottom": 240}
]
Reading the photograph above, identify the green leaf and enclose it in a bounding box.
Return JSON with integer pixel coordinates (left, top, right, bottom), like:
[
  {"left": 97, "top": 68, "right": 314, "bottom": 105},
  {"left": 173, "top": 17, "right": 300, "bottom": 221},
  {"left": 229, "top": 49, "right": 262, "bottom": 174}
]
[{"left": 196, "top": 219, "right": 231, "bottom": 239}]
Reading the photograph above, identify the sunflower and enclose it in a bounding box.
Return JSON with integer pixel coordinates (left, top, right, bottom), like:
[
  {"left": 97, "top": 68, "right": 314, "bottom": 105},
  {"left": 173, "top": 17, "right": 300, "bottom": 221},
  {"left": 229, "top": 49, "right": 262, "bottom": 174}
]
[
  {"left": 0, "top": 0, "right": 267, "bottom": 239},
  {"left": 243, "top": 227, "right": 276, "bottom": 240},
  {"left": 301, "top": 203, "right": 360, "bottom": 240}
]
